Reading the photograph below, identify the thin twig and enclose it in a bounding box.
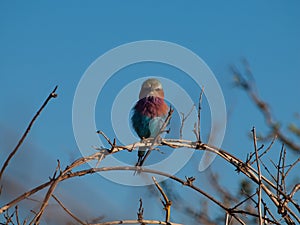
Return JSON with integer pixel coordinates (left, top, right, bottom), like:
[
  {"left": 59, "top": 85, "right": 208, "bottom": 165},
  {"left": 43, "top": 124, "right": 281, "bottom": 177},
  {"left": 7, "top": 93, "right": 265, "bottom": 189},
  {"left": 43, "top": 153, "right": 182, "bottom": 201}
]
[
  {"left": 281, "top": 146, "right": 287, "bottom": 193},
  {"left": 252, "top": 127, "right": 263, "bottom": 225},
  {"left": 0, "top": 180, "right": 52, "bottom": 214},
  {"left": 258, "top": 135, "right": 277, "bottom": 159},
  {"left": 0, "top": 86, "right": 58, "bottom": 182},
  {"left": 152, "top": 177, "right": 172, "bottom": 223},
  {"left": 29, "top": 160, "right": 63, "bottom": 225},
  {"left": 193, "top": 86, "right": 204, "bottom": 142},
  {"left": 233, "top": 64, "right": 300, "bottom": 153},
  {"left": 242, "top": 190, "right": 280, "bottom": 224},
  {"left": 137, "top": 107, "right": 174, "bottom": 167},
  {"left": 247, "top": 144, "right": 264, "bottom": 165},
  {"left": 276, "top": 145, "right": 284, "bottom": 199},
  {"left": 15, "top": 205, "right": 21, "bottom": 225},
  {"left": 231, "top": 192, "right": 256, "bottom": 210},
  {"left": 179, "top": 105, "right": 195, "bottom": 139},
  {"left": 259, "top": 158, "right": 277, "bottom": 183},
  {"left": 1, "top": 137, "right": 299, "bottom": 224},
  {"left": 97, "top": 130, "right": 115, "bottom": 147},
  {"left": 97, "top": 130, "right": 135, "bottom": 153},
  {"left": 137, "top": 198, "right": 144, "bottom": 223},
  {"left": 3, "top": 138, "right": 298, "bottom": 220},
  {"left": 289, "top": 183, "right": 300, "bottom": 199},
  {"left": 282, "top": 183, "right": 300, "bottom": 210},
  {"left": 52, "top": 194, "right": 86, "bottom": 225},
  {"left": 285, "top": 157, "right": 300, "bottom": 177},
  {"left": 3, "top": 209, "right": 14, "bottom": 224},
  {"left": 61, "top": 166, "right": 247, "bottom": 224}
]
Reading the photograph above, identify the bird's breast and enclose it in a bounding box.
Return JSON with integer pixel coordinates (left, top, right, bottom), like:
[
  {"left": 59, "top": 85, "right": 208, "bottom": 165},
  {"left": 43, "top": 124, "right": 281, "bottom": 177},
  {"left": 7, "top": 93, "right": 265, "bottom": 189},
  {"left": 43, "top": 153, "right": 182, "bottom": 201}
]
[{"left": 133, "top": 96, "right": 168, "bottom": 118}]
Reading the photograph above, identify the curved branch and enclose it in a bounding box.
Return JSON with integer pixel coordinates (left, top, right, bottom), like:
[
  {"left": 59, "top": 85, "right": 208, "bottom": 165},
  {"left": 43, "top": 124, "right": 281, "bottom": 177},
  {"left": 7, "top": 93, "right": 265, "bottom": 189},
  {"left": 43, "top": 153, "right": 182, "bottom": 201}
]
[{"left": 1, "top": 138, "right": 298, "bottom": 224}]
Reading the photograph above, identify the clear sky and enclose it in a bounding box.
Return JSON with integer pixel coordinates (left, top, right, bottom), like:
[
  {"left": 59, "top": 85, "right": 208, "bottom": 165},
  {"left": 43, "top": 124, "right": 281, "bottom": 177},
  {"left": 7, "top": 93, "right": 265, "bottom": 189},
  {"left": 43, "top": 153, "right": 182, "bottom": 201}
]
[{"left": 1, "top": 1, "right": 299, "bottom": 224}]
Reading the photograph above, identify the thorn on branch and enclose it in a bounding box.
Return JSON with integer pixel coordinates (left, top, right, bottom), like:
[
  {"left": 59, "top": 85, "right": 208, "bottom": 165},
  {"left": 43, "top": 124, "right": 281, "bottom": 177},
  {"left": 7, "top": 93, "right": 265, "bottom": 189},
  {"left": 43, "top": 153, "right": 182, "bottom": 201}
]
[{"left": 184, "top": 176, "right": 196, "bottom": 186}]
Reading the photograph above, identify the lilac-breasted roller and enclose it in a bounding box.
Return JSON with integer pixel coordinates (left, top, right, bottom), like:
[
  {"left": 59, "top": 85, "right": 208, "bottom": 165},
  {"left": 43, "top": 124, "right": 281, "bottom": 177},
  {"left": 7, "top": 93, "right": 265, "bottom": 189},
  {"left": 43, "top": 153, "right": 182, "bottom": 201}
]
[{"left": 131, "top": 78, "right": 169, "bottom": 166}]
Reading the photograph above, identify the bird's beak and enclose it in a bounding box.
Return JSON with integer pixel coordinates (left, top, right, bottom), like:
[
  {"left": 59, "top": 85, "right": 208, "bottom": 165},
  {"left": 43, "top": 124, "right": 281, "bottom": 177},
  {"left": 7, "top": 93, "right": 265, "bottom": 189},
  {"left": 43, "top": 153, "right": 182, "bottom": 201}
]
[{"left": 146, "top": 91, "right": 155, "bottom": 97}]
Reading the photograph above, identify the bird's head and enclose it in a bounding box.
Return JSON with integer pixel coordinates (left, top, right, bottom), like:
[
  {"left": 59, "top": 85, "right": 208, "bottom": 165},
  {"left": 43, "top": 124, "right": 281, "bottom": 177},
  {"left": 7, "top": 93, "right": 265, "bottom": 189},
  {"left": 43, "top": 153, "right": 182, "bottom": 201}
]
[{"left": 139, "top": 78, "right": 164, "bottom": 99}]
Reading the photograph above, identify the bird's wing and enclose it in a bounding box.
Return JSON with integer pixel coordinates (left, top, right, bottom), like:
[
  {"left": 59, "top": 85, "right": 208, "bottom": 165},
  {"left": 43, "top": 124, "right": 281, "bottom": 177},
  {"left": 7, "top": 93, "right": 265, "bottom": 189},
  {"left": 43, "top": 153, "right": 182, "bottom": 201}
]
[{"left": 149, "top": 114, "right": 168, "bottom": 138}]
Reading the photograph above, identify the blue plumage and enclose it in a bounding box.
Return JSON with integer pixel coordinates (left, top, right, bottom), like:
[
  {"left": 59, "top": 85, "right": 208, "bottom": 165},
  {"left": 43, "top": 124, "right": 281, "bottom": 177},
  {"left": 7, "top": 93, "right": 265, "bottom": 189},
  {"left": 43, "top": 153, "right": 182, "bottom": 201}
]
[
  {"left": 131, "top": 111, "right": 151, "bottom": 139},
  {"left": 131, "top": 79, "right": 169, "bottom": 166}
]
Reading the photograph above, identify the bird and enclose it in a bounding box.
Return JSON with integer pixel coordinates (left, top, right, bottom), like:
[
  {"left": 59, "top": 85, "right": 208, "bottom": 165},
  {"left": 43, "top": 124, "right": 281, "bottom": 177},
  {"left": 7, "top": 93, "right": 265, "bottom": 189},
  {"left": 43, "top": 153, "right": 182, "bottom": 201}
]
[{"left": 131, "top": 78, "right": 169, "bottom": 167}]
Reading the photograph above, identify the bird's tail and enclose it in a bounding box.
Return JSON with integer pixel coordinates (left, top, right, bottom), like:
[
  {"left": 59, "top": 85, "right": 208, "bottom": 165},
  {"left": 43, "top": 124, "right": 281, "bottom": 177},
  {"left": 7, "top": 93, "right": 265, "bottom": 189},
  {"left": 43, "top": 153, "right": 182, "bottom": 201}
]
[{"left": 135, "top": 146, "right": 147, "bottom": 167}]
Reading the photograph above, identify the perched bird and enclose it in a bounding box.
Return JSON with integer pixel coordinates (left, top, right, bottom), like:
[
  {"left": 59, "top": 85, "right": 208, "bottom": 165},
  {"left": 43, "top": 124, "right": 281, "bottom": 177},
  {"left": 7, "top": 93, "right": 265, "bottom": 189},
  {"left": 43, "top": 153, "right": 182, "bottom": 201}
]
[{"left": 131, "top": 78, "right": 169, "bottom": 166}]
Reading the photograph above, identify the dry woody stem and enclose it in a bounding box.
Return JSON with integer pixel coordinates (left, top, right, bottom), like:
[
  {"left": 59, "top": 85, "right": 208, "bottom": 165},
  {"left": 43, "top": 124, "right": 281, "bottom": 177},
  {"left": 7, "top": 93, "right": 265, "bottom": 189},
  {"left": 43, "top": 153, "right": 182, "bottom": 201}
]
[
  {"left": 1, "top": 71, "right": 299, "bottom": 224},
  {"left": 0, "top": 86, "right": 58, "bottom": 182}
]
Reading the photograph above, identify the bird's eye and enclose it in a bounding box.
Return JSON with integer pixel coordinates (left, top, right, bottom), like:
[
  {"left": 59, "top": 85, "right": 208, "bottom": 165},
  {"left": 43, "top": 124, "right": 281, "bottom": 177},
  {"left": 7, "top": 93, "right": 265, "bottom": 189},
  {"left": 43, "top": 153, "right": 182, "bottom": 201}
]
[{"left": 155, "top": 88, "right": 161, "bottom": 91}]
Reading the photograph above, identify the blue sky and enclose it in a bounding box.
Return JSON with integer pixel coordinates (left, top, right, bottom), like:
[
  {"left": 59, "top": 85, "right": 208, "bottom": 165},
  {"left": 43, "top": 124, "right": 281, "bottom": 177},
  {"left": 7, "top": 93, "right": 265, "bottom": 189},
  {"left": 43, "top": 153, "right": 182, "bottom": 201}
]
[{"left": 1, "top": 1, "right": 299, "bottom": 224}]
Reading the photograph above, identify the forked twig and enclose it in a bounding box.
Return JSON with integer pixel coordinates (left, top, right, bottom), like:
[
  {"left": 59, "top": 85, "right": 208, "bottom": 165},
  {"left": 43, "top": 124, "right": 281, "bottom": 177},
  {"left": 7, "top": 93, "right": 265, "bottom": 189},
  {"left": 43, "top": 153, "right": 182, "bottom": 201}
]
[
  {"left": 152, "top": 177, "right": 172, "bottom": 223},
  {"left": 179, "top": 105, "right": 195, "bottom": 139},
  {"left": 1, "top": 137, "right": 298, "bottom": 224}
]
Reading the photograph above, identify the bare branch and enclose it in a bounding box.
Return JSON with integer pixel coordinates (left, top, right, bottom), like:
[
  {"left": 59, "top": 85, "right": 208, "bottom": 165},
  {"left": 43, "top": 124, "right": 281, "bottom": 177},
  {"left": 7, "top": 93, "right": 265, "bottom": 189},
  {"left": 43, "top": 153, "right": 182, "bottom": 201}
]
[
  {"left": 60, "top": 166, "right": 247, "bottom": 224},
  {"left": 197, "top": 86, "right": 204, "bottom": 142},
  {"left": 285, "top": 157, "right": 300, "bottom": 177},
  {"left": 0, "top": 85, "right": 58, "bottom": 182},
  {"left": 1, "top": 136, "right": 298, "bottom": 224},
  {"left": 137, "top": 198, "right": 144, "bottom": 223},
  {"left": 258, "top": 135, "right": 277, "bottom": 160},
  {"left": 152, "top": 177, "right": 172, "bottom": 223},
  {"left": 251, "top": 127, "right": 263, "bottom": 225},
  {"left": 0, "top": 180, "right": 52, "bottom": 214},
  {"left": 289, "top": 183, "right": 300, "bottom": 199},
  {"left": 52, "top": 194, "right": 86, "bottom": 225},
  {"left": 179, "top": 104, "right": 195, "bottom": 139}
]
